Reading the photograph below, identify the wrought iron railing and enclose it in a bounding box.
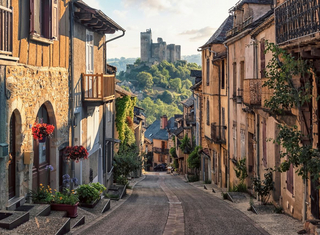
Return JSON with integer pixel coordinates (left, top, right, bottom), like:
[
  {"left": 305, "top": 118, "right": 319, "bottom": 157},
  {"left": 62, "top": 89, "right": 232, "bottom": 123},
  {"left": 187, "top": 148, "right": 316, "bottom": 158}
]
[
  {"left": 211, "top": 123, "right": 226, "bottom": 144},
  {"left": 152, "top": 147, "right": 169, "bottom": 154},
  {"left": 227, "top": 16, "right": 253, "bottom": 37},
  {"left": 0, "top": 6, "right": 13, "bottom": 55},
  {"left": 275, "top": 0, "right": 320, "bottom": 44}
]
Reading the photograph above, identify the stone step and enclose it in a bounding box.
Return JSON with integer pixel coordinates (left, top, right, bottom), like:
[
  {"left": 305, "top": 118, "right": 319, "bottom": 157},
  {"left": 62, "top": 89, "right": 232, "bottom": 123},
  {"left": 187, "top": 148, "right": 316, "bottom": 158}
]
[
  {"left": 80, "top": 198, "right": 110, "bottom": 215},
  {"left": 6, "top": 196, "right": 26, "bottom": 211},
  {"left": 0, "top": 210, "right": 29, "bottom": 230},
  {"left": 15, "top": 203, "right": 51, "bottom": 219}
]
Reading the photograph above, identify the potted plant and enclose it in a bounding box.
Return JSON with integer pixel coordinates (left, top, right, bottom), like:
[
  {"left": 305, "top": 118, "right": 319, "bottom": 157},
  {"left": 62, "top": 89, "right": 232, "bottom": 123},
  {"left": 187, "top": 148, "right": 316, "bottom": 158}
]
[
  {"left": 76, "top": 183, "right": 106, "bottom": 208},
  {"left": 64, "top": 145, "right": 88, "bottom": 162},
  {"left": 29, "top": 184, "right": 53, "bottom": 204},
  {"left": 51, "top": 189, "right": 79, "bottom": 218},
  {"left": 32, "top": 122, "right": 55, "bottom": 143}
]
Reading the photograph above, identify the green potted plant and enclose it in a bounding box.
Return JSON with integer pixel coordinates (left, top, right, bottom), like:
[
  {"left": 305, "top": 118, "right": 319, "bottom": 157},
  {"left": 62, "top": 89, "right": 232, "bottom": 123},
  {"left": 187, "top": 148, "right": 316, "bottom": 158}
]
[
  {"left": 29, "top": 184, "right": 53, "bottom": 204},
  {"left": 51, "top": 189, "right": 79, "bottom": 218},
  {"left": 76, "top": 183, "right": 105, "bottom": 208}
]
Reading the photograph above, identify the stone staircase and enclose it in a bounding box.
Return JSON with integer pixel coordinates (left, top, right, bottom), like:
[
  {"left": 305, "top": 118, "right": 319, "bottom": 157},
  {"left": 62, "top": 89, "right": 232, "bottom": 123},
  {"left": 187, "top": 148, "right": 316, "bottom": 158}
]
[{"left": 0, "top": 197, "right": 112, "bottom": 235}]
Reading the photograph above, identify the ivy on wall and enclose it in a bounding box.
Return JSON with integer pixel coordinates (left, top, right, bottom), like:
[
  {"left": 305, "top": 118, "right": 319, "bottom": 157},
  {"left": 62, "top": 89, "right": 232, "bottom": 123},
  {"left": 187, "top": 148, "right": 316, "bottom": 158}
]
[{"left": 115, "top": 95, "right": 137, "bottom": 146}]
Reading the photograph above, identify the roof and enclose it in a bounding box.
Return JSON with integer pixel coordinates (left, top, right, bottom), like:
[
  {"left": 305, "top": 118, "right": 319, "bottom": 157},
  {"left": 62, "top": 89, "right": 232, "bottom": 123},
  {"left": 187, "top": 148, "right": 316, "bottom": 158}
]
[
  {"left": 134, "top": 106, "right": 145, "bottom": 111},
  {"left": 167, "top": 117, "right": 176, "bottom": 131},
  {"left": 190, "top": 70, "right": 202, "bottom": 78},
  {"left": 231, "top": 0, "right": 272, "bottom": 10},
  {"left": 144, "top": 120, "right": 168, "bottom": 141},
  {"left": 181, "top": 96, "right": 195, "bottom": 108},
  {"left": 201, "top": 15, "right": 233, "bottom": 47},
  {"left": 200, "top": 148, "right": 210, "bottom": 157},
  {"left": 74, "top": 0, "right": 125, "bottom": 34},
  {"left": 115, "top": 85, "right": 136, "bottom": 97},
  {"left": 190, "top": 81, "right": 202, "bottom": 90}
]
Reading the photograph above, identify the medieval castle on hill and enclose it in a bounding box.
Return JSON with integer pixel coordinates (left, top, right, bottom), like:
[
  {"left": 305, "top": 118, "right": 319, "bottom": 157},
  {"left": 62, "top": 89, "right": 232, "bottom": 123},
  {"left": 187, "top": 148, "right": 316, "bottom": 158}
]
[{"left": 140, "top": 29, "right": 181, "bottom": 64}]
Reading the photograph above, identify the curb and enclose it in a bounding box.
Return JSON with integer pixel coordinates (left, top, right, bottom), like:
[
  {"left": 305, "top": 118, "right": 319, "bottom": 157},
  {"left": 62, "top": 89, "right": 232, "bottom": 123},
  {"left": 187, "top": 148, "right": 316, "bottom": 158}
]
[{"left": 70, "top": 175, "right": 146, "bottom": 234}]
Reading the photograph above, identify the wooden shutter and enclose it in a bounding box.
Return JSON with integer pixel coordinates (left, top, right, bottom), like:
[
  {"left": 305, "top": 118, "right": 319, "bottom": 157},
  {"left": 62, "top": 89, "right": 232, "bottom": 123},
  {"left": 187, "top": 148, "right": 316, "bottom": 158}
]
[
  {"left": 207, "top": 98, "right": 209, "bottom": 125},
  {"left": 51, "top": 0, "right": 58, "bottom": 39},
  {"left": 287, "top": 163, "right": 294, "bottom": 194},
  {"left": 233, "top": 62, "right": 237, "bottom": 97},
  {"left": 260, "top": 39, "right": 265, "bottom": 78},
  {"left": 29, "top": 0, "right": 35, "bottom": 34},
  {"left": 206, "top": 59, "right": 210, "bottom": 86}
]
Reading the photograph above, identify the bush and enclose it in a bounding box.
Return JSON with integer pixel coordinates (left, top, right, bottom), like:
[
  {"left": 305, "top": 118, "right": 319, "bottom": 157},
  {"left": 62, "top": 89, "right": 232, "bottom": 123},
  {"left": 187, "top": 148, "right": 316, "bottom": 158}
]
[
  {"left": 76, "top": 184, "right": 100, "bottom": 204},
  {"left": 204, "top": 180, "right": 211, "bottom": 184},
  {"left": 104, "top": 193, "right": 120, "bottom": 200},
  {"left": 29, "top": 184, "right": 53, "bottom": 204},
  {"left": 221, "top": 192, "right": 228, "bottom": 200},
  {"left": 188, "top": 174, "right": 199, "bottom": 182},
  {"left": 252, "top": 168, "right": 274, "bottom": 204},
  {"left": 90, "top": 182, "right": 106, "bottom": 194},
  {"left": 116, "top": 175, "right": 128, "bottom": 186},
  {"left": 230, "top": 182, "right": 247, "bottom": 192}
]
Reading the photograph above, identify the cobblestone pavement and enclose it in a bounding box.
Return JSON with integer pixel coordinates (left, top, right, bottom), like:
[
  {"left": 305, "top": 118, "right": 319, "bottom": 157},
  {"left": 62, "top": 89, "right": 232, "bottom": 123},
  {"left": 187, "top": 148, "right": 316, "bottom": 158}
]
[{"left": 77, "top": 172, "right": 275, "bottom": 235}]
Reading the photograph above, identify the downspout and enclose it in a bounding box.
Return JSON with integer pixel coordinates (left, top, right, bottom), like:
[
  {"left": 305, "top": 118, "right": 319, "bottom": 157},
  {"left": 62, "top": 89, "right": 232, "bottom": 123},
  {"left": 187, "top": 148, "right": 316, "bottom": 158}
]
[
  {"left": 105, "top": 30, "right": 125, "bottom": 69},
  {"left": 224, "top": 43, "right": 230, "bottom": 191},
  {"left": 70, "top": 0, "right": 75, "bottom": 189},
  {"left": 254, "top": 38, "right": 260, "bottom": 178}
]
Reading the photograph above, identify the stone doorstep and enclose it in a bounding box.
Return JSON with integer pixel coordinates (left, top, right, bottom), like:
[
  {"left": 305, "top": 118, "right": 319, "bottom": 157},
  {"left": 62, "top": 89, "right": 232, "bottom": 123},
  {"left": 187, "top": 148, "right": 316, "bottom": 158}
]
[
  {"left": 6, "top": 196, "right": 26, "bottom": 211},
  {"left": 0, "top": 210, "right": 29, "bottom": 230}
]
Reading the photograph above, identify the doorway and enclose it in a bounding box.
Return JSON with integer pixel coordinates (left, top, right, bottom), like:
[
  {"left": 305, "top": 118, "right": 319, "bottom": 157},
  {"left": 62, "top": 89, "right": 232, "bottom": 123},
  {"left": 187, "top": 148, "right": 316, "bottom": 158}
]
[{"left": 9, "top": 113, "right": 16, "bottom": 199}]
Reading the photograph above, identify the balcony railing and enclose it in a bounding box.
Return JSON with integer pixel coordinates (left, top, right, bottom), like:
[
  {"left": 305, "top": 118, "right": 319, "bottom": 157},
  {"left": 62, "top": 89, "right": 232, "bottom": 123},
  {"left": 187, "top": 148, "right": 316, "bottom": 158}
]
[
  {"left": 275, "top": 0, "right": 320, "bottom": 44},
  {"left": 0, "top": 6, "right": 13, "bottom": 55},
  {"left": 226, "top": 16, "right": 253, "bottom": 38},
  {"left": 243, "top": 79, "right": 262, "bottom": 106},
  {"left": 261, "top": 78, "right": 273, "bottom": 108},
  {"left": 211, "top": 123, "right": 226, "bottom": 144},
  {"left": 152, "top": 147, "right": 169, "bottom": 154},
  {"left": 82, "top": 73, "right": 115, "bottom": 105}
]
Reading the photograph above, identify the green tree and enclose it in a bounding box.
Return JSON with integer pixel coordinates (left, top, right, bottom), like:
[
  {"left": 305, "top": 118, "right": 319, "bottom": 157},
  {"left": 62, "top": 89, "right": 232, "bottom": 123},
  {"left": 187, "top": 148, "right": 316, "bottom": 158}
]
[
  {"left": 137, "top": 71, "right": 153, "bottom": 89},
  {"left": 188, "top": 146, "right": 202, "bottom": 174},
  {"left": 169, "top": 78, "right": 182, "bottom": 92},
  {"left": 158, "top": 90, "right": 173, "bottom": 104}
]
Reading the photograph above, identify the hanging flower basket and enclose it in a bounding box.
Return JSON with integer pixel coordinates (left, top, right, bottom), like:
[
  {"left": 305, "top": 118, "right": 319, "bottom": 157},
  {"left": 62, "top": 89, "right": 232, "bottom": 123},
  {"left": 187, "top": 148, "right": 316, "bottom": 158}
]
[
  {"left": 65, "top": 146, "right": 88, "bottom": 162},
  {"left": 32, "top": 123, "right": 55, "bottom": 142}
]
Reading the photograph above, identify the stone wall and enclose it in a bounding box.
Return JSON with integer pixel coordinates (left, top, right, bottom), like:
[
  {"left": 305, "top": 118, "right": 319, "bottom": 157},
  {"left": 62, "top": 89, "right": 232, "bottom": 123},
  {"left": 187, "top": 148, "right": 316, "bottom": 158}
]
[{"left": 2, "top": 65, "right": 69, "bottom": 207}]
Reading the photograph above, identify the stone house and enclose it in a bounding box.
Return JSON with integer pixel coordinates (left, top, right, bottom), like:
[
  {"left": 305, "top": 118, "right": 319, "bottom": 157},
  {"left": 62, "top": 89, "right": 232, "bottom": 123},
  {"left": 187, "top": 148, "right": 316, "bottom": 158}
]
[
  {"left": 0, "top": 0, "right": 71, "bottom": 209},
  {"left": 70, "top": 0, "right": 124, "bottom": 189},
  {"left": 198, "top": 16, "right": 233, "bottom": 187}
]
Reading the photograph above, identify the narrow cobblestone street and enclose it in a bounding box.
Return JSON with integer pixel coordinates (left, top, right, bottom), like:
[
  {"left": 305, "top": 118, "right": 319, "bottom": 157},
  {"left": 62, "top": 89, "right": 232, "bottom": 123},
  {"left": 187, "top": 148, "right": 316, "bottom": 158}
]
[{"left": 76, "top": 173, "right": 273, "bottom": 235}]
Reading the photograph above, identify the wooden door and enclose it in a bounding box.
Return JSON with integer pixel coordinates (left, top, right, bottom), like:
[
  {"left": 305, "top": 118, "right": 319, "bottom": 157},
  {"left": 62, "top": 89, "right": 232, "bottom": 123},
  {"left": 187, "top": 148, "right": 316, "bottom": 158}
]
[
  {"left": 9, "top": 114, "right": 16, "bottom": 199},
  {"left": 32, "top": 105, "right": 50, "bottom": 191},
  {"left": 311, "top": 179, "right": 319, "bottom": 219}
]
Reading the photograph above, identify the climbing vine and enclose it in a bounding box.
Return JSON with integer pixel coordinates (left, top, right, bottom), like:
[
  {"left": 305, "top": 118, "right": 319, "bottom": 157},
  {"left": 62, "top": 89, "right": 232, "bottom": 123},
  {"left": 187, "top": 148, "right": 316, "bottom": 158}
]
[
  {"left": 115, "top": 95, "right": 137, "bottom": 146},
  {"left": 263, "top": 42, "right": 320, "bottom": 183}
]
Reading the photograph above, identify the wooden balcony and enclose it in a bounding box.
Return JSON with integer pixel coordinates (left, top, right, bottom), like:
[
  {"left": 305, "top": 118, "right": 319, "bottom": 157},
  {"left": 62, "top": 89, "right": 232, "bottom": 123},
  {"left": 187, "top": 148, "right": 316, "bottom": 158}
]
[
  {"left": 152, "top": 147, "right": 169, "bottom": 154},
  {"left": 261, "top": 78, "right": 273, "bottom": 108},
  {"left": 275, "top": 0, "right": 320, "bottom": 44},
  {"left": 0, "top": 6, "right": 13, "bottom": 55},
  {"left": 211, "top": 123, "right": 226, "bottom": 144},
  {"left": 243, "top": 79, "right": 262, "bottom": 106},
  {"left": 82, "top": 73, "right": 115, "bottom": 105}
]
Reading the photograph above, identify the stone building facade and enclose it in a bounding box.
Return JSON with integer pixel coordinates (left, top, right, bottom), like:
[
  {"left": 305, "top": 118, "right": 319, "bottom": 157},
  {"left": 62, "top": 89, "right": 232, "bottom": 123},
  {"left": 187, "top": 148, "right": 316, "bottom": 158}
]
[{"left": 140, "top": 29, "right": 181, "bottom": 64}]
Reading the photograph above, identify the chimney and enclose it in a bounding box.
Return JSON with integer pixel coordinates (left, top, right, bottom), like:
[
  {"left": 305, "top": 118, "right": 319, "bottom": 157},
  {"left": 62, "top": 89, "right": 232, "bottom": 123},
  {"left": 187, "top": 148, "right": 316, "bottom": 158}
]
[{"left": 160, "top": 115, "right": 168, "bottom": 129}]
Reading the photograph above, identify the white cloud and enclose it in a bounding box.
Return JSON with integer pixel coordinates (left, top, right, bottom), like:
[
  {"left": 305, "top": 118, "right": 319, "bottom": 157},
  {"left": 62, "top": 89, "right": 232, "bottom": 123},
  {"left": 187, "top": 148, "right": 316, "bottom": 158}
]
[
  {"left": 113, "top": 10, "right": 128, "bottom": 19},
  {"left": 83, "top": 0, "right": 101, "bottom": 9},
  {"left": 180, "top": 27, "right": 217, "bottom": 42}
]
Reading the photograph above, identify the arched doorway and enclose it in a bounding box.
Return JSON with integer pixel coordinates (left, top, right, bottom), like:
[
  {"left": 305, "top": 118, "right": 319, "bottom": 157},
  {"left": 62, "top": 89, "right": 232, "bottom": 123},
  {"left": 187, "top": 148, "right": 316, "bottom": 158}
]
[
  {"left": 9, "top": 113, "right": 16, "bottom": 199},
  {"left": 8, "top": 110, "right": 22, "bottom": 199},
  {"left": 32, "top": 103, "right": 54, "bottom": 191}
]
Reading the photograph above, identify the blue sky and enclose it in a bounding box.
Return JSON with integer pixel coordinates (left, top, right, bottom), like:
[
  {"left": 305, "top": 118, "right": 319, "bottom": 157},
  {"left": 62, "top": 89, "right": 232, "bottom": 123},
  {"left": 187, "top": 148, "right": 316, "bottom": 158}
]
[{"left": 83, "top": 0, "right": 239, "bottom": 59}]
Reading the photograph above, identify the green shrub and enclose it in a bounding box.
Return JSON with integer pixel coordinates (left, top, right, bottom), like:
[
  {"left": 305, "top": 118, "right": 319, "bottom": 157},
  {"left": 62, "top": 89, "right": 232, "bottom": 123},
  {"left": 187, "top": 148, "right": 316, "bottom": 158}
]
[
  {"left": 221, "top": 192, "right": 228, "bottom": 200},
  {"left": 116, "top": 175, "right": 129, "bottom": 186},
  {"left": 76, "top": 184, "right": 100, "bottom": 204},
  {"left": 230, "top": 182, "right": 247, "bottom": 192},
  {"left": 90, "top": 182, "right": 106, "bottom": 194},
  {"left": 188, "top": 174, "right": 199, "bottom": 182}
]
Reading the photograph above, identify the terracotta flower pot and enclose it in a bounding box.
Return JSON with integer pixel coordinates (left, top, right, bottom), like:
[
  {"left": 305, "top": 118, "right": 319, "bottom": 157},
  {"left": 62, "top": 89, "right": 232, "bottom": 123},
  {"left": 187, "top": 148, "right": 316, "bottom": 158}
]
[{"left": 51, "top": 202, "right": 79, "bottom": 218}]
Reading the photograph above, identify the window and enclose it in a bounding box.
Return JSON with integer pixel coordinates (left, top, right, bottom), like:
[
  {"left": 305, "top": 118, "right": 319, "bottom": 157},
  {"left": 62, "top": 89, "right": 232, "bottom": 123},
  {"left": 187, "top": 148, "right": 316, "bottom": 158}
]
[
  {"left": 233, "top": 62, "right": 237, "bottom": 97},
  {"left": 30, "top": 0, "right": 59, "bottom": 40},
  {"left": 233, "top": 125, "right": 237, "bottom": 159},
  {"left": 86, "top": 30, "right": 94, "bottom": 74},
  {"left": 87, "top": 107, "right": 99, "bottom": 150},
  {"left": 206, "top": 98, "right": 210, "bottom": 125},
  {"left": 206, "top": 58, "right": 210, "bottom": 86},
  {"left": 260, "top": 38, "right": 266, "bottom": 78},
  {"left": 0, "top": 3, "right": 13, "bottom": 54}
]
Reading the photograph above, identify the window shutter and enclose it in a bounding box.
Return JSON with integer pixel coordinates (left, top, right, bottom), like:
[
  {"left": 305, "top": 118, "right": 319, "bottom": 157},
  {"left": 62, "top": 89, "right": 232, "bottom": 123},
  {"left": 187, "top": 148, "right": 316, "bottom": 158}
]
[
  {"left": 51, "top": 0, "right": 59, "bottom": 39},
  {"left": 287, "top": 163, "right": 294, "bottom": 194},
  {"left": 262, "top": 119, "right": 267, "bottom": 167},
  {"left": 29, "top": 0, "right": 35, "bottom": 34},
  {"left": 206, "top": 59, "right": 210, "bottom": 86},
  {"left": 260, "top": 39, "right": 266, "bottom": 78}
]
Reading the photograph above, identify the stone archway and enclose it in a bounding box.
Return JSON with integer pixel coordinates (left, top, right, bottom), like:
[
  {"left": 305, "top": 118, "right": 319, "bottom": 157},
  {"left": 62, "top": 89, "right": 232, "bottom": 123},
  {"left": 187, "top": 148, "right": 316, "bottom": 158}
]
[
  {"left": 8, "top": 109, "right": 22, "bottom": 199},
  {"left": 32, "top": 101, "right": 57, "bottom": 191}
]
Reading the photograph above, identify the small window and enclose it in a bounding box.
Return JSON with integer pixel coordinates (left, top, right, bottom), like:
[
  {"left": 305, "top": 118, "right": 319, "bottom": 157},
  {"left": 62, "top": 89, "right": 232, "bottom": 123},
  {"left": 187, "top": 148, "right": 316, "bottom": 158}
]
[
  {"left": 206, "top": 59, "right": 210, "bottom": 86},
  {"left": 221, "top": 60, "right": 225, "bottom": 89},
  {"left": 206, "top": 98, "right": 210, "bottom": 125},
  {"left": 30, "top": 0, "right": 59, "bottom": 40}
]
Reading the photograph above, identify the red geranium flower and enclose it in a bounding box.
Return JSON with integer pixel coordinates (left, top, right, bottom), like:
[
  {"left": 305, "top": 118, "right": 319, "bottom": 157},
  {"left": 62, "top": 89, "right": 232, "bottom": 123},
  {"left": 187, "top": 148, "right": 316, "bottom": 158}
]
[
  {"left": 65, "top": 146, "right": 89, "bottom": 162},
  {"left": 32, "top": 123, "right": 55, "bottom": 140}
]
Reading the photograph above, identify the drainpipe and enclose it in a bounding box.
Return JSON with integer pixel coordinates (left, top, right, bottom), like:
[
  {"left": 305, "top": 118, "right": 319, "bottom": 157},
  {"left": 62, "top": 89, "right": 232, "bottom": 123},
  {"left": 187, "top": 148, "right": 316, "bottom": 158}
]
[
  {"left": 224, "top": 43, "right": 230, "bottom": 191},
  {"left": 70, "top": 0, "right": 75, "bottom": 189}
]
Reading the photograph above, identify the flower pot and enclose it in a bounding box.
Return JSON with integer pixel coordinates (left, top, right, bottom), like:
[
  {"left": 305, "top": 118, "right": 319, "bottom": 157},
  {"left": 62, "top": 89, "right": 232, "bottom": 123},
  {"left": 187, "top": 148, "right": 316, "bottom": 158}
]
[
  {"left": 79, "top": 197, "right": 101, "bottom": 208},
  {"left": 51, "top": 202, "right": 79, "bottom": 218},
  {"left": 38, "top": 136, "right": 46, "bottom": 143}
]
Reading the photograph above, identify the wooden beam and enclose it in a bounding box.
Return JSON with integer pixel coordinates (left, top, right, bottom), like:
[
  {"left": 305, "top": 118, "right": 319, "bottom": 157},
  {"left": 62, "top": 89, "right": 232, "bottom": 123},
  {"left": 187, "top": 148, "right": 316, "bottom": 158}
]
[
  {"left": 75, "top": 12, "right": 92, "bottom": 20},
  {"left": 81, "top": 18, "right": 99, "bottom": 25}
]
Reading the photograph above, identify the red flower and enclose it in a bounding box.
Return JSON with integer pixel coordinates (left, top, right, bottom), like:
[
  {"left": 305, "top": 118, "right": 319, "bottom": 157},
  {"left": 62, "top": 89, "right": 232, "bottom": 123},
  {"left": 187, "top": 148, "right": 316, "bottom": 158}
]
[
  {"left": 64, "top": 145, "right": 89, "bottom": 162},
  {"left": 32, "top": 123, "right": 55, "bottom": 140}
]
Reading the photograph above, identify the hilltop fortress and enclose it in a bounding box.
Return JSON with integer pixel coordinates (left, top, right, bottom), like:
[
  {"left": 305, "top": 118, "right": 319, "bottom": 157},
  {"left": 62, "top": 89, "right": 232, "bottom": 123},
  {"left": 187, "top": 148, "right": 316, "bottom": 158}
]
[{"left": 140, "top": 29, "right": 181, "bottom": 64}]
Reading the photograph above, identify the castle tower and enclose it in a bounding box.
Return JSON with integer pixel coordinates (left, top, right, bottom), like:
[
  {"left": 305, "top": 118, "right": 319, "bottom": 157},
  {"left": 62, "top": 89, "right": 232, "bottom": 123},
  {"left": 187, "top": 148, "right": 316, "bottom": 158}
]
[{"left": 140, "top": 29, "right": 152, "bottom": 62}]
